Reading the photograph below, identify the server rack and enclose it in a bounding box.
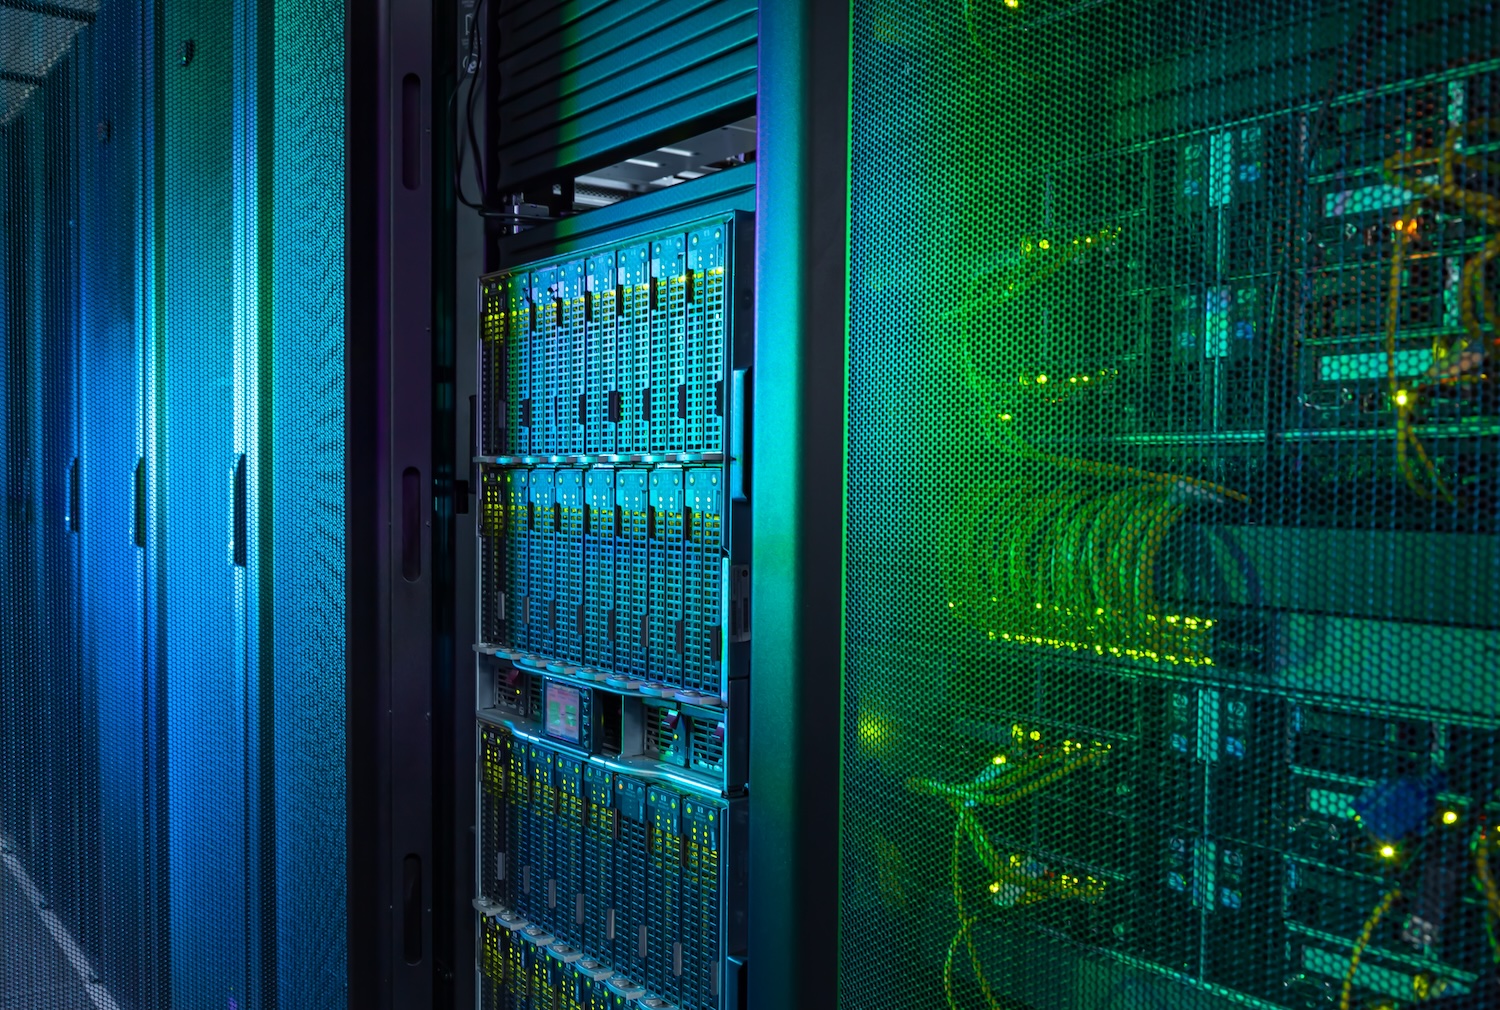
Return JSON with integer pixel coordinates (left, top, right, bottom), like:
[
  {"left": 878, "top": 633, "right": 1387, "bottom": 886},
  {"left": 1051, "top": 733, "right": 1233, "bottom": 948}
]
[
  {"left": 470, "top": 192, "right": 754, "bottom": 1010},
  {"left": 2, "top": 0, "right": 440, "bottom": 1006},
  {"left": 748, "top": 2, "right": 1500, "bottom": 1010}
]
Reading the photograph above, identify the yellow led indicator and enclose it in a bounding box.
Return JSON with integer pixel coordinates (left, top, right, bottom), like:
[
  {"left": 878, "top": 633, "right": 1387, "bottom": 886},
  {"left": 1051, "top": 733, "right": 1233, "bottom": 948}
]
[
  {"left": 1380, "top": 844, "right": 1396, "bottom": 859},
  {"left": 1442, "top": 810, "right": 1459, "bottom": 825},
  {"left": 1396, "top": 389, "right": 1410, "bottom": 407}
]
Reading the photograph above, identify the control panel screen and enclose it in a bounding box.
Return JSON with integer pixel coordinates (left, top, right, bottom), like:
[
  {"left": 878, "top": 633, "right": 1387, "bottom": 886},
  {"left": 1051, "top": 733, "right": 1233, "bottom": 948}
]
[{"left": 544, "top": 682, "right": 582, "bottom": 744}]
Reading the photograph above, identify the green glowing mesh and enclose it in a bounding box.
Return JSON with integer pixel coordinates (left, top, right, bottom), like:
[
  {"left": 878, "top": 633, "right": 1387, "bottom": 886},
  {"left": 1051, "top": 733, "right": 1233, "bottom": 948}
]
[{"left": 842, "top": 2, "right": 1500, "bottom": 1008}]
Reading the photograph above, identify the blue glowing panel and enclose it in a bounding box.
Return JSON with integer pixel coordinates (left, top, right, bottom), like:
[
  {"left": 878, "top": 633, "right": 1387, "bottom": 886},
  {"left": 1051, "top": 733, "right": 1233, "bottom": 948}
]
[
  {"left": 160, "top": 2, "right": 255, "bottom": 1005},
  {"left": 270, "top": 0, "right": 346, "bottom": 1002},
  {"left": 79, "top": 7, "right": 155, "bottom": 1005}
]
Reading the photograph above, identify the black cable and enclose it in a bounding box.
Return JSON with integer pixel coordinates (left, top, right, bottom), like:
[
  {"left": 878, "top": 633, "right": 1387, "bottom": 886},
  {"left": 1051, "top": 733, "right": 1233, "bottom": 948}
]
[
  {"left": 464, "top": 0, "right": 489, "bottom": 200},
  {"left": 452, "top": 0, "right": 488, "bottom": 212},
  {"left": 450, "top": 86, "right": 483, "bottom": 211}
]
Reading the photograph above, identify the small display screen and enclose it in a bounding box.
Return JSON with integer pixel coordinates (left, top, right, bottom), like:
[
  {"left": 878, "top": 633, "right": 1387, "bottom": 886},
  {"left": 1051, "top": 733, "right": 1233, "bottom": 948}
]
[{"left": 544, "top": 682, "right": 583, "bottom": 744}]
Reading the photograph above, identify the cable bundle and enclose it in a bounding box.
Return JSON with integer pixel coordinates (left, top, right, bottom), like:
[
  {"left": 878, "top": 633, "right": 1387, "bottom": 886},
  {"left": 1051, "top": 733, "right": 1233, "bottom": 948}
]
[
  {"left": 947, "top": 475, "right": 1223, "bottom": 664},
  {"left": 1381, "top": 119, "right": 1500, "bottom": 503},
  {"left": 906, "top": 742, "right": 1111, "bottom": 1010},
  {"left": 946, "top": 219, "right": 1247, "bottom": 662}
]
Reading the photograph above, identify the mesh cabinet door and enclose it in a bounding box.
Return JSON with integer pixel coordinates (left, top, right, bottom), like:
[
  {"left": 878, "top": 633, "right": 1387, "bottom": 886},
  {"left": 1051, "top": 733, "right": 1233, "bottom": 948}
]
[
  {"left": 841, "top": 3, "right": 1500, "bottom": 1010},
  {"left": 2, "top": 1, "right": 350, "bottom": 1008}
]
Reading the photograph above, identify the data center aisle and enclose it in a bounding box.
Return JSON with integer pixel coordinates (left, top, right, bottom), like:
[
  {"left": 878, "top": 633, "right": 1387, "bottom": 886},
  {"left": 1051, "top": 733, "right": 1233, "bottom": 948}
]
[{"left": 0, "top": 852, "right": 101, "bottom": 1010}]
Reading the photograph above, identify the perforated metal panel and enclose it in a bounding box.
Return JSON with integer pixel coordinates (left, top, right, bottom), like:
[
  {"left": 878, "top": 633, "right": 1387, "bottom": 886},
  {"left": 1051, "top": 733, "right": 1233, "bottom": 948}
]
[
  {"left": 3, "top": 1, "right": 346, "bottom": 1007},
  {"left": 842, "top": 3, "right": 1500, "bottom": 1009},
  {"left": 268, "top": 0, "right": 348, "bottom": 1002}
]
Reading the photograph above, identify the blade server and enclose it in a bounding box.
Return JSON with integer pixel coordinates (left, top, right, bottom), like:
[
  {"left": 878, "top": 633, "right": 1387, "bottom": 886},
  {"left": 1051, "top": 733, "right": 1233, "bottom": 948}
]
[{"left": 472, "top": 213, "right": 752, "bottom": 1010}]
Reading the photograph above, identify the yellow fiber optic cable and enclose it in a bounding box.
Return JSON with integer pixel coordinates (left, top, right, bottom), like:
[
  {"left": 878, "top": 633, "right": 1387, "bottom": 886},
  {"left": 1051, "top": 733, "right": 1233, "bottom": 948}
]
[
  {"left": 1339, "top": 888, "right": 1401, "bottom": 1010},
  {"left": 1380, "top": 119, "right": 1500, "bottom": 502},
  {"left": 1478, "top": 829, "right": 1500, "bottom": 925}
]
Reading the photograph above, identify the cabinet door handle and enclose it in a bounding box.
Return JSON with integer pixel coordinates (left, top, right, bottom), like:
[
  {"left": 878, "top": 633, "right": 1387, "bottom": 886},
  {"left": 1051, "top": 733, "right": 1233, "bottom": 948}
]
[
  {"left": 232, "top": 454, "right": 247, "bottom": 567},
  {"left": 134, "top": 459, "right": 145, "bottom": 548},
  {"left": 68, "top": 457, "right": 80, "bottom": 532},
  {"left": 730, "top": 368, "right": 750, "bottom": 502}
]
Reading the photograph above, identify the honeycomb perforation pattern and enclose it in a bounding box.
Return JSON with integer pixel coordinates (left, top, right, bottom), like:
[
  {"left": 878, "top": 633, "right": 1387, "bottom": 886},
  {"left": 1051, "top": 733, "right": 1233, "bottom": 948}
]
[{"left": 842, "top": 2, "right": 1500, "bottom": 1008}]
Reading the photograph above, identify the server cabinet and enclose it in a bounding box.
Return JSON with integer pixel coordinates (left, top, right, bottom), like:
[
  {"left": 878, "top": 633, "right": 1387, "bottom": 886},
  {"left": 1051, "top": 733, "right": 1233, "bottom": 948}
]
[
  {"left": 471, "top": 204, "right": 754, "bottom": 1010},
  {"left": 3, "top": 0, "right": 413, "bottom": 1006},
  {"left": 1, "top": 10, "right": 159, "bottom": 1010},
  {"left": 0, "top": 39, "right": 89, "bottom": 998},
  {"left": 754, "top": 1, "right": 1500, "bottom": 1009},
  {"left": 158, "top": 3, "right": 266, "bottom": 1003},
  {"left": 79, "top": 5, "right": 159, "bottom": 1005}
]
